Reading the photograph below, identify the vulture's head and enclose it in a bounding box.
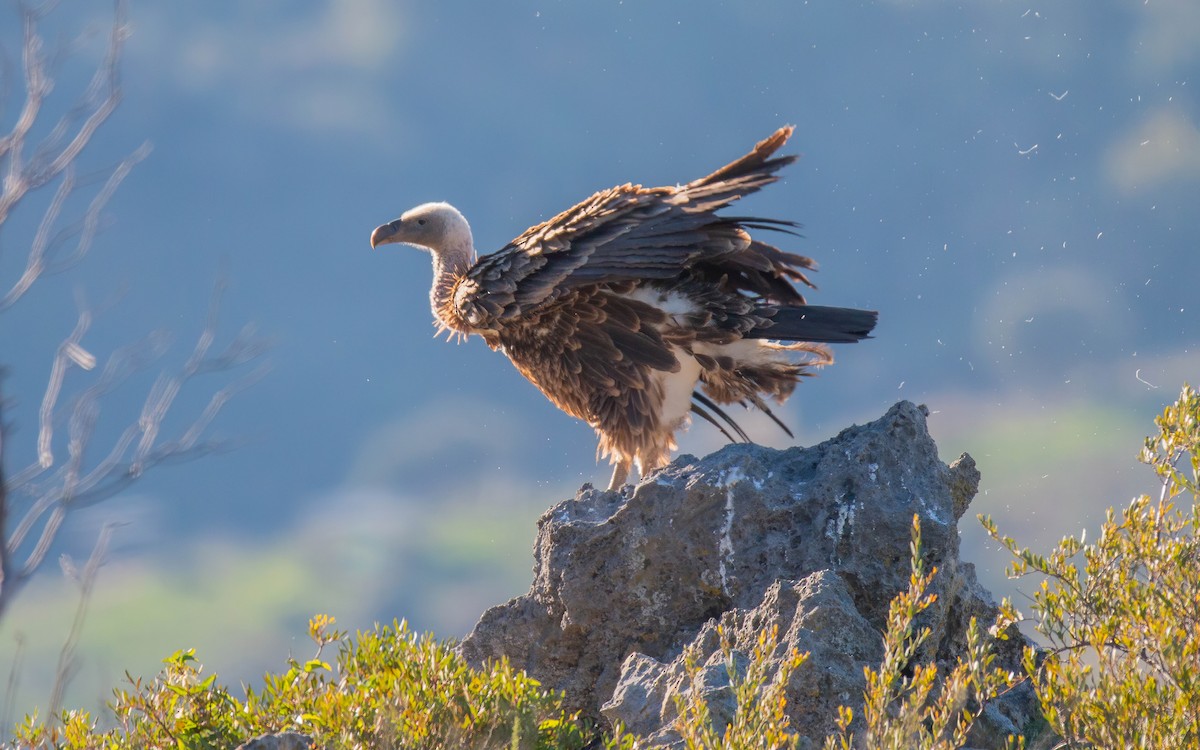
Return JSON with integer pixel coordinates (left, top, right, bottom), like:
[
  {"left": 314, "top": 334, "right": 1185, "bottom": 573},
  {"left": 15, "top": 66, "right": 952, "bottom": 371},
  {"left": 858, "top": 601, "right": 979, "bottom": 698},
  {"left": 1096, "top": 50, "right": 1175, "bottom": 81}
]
[{"left": 370, "top": 202, "right": 473, "bottom": 257}]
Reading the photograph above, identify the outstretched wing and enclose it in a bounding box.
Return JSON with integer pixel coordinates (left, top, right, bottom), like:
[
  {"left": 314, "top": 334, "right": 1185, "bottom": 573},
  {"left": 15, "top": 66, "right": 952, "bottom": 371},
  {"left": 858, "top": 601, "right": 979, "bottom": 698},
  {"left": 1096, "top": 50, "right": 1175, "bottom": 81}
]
[{"left": 454, "top": 127, "right": 809, "bottom": 329}]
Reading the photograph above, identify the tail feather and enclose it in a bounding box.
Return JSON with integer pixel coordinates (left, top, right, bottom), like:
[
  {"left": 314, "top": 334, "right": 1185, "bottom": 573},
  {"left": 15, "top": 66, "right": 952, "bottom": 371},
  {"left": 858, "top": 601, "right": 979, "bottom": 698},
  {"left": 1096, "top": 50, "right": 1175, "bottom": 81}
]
[{"left": 747, "top": 305, "right": 878, "bottom": 343}]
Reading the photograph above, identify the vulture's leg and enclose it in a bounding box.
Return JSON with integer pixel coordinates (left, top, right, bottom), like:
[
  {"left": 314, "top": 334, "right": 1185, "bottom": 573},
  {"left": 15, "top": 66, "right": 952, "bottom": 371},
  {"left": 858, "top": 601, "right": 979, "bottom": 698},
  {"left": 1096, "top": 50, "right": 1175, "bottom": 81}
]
[{"left": 608, "top": 460, "right": 631, "bottom": 491}]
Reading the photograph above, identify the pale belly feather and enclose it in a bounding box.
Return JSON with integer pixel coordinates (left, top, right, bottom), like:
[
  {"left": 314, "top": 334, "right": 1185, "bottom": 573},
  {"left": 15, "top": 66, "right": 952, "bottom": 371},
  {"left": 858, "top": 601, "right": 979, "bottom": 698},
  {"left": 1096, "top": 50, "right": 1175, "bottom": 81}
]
[{"left": 654, "top": 347, "right": 702, "bottom": 433}]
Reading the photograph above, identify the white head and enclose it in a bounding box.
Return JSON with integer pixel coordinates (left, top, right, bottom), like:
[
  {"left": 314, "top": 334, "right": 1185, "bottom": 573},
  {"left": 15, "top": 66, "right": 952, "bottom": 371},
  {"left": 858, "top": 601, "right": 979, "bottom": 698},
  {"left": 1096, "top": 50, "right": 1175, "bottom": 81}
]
[
  {"left": 370, "top": 202, "right": 474, "bottom": 259},
  {"left": 371, "top": 202, "right": 478, "bottom": 328}
]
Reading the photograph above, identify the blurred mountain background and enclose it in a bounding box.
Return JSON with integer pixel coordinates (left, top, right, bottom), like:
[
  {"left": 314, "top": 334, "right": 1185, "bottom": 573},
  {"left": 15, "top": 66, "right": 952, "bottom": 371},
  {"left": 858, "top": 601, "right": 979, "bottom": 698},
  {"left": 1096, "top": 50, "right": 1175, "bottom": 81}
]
[{"left": 1, "top": 0, "right": 1197, "bottom": 721}]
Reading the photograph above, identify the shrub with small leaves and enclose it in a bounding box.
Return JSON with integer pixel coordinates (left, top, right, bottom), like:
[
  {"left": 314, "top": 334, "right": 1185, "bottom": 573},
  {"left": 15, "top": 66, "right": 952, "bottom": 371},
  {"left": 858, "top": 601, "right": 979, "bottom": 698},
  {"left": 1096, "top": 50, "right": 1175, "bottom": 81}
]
[
  {"left": 824, "top": 515, "right": 1023, "bottom": 750},
  {"left": 982, "top": 383, "right": 1200, "bottom": 749},
  {"left": 112, "top": 648, "right": 243, "bottom": 748},
  {"left": 670, "top": 623, "right": 808, "bottom": 750},
  {"left": 11, "top": 710, "right": 102, "bottom": 750},
  {"left": 10, "top": 617, "right": 588, "bottom": 750},
  {"left": 16, "top": 389, "right": 1200, "bottom": 749},
  {"left": 637, "top": 516, "right": 1022, "bottom": 750}
]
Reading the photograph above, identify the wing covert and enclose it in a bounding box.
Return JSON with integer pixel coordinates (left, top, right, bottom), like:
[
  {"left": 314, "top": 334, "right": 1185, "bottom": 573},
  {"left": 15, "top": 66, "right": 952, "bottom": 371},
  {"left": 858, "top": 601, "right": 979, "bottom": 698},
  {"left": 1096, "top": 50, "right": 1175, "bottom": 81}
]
[{"left": 457, "top": 126, "right": 800, "bottom": 329}]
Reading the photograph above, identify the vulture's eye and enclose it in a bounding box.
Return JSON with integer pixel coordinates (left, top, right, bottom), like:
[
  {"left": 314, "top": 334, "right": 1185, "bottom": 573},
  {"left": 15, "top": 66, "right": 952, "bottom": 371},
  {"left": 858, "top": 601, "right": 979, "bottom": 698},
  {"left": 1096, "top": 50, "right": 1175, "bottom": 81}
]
[{"left": 417, "top": 219, "right": 426, "bottom": 226}]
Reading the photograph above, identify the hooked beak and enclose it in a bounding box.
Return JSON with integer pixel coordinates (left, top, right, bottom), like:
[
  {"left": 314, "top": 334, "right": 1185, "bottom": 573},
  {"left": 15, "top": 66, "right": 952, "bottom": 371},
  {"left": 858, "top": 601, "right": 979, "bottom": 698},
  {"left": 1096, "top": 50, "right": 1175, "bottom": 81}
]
[{"left": 370, "top": 220, "right": 402, "bottom": 249}]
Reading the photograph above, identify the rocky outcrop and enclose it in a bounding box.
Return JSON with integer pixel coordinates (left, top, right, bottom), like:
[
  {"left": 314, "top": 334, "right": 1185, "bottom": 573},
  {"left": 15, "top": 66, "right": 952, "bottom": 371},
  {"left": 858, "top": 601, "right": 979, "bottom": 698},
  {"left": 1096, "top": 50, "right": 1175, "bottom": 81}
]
[
  {"left": 235, "top": 732, "right": 314, "bottom": 750},
  {"left": 460, "top": 401, "right": 1044, "bottom": 746}
]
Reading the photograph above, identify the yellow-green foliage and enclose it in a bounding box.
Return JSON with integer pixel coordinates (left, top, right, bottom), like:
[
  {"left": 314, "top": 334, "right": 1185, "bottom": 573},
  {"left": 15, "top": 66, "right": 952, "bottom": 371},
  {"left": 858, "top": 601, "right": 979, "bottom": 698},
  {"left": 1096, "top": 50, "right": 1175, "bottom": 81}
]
[
  {"left": 670, "top": 624, "right": 808, "bottom": 750},
  {"left": 646, "top": 517, "right": 1021, "bottom": 750},
  {"left": 982, "top": 383, "right": 1200, "bottom": 749},
  {"left": 6, "top": 526, "right": 1029, "bottom": 750},
  {"left": 8, "top": 530, "right": 1029, "bottom": 750},
  {"left": 14, "top": 386, "right": 1200, "bottom": 749},
  {"left": 824, "top": 516, "right": 1022, "bottom": 750},
  {"left": 11, "top": 617, "right": 587, "bottom": 750}
]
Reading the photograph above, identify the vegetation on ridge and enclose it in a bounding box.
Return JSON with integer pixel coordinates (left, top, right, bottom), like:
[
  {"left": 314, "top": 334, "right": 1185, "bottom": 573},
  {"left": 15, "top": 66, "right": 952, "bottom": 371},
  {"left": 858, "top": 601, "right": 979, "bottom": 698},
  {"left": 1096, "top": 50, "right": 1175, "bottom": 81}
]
[
  {"left": 9, "top": 384, "right": 1200, "bottom": 749},
  {"left": 983, "top": 383, "right": 1200, "bottom": 749}
]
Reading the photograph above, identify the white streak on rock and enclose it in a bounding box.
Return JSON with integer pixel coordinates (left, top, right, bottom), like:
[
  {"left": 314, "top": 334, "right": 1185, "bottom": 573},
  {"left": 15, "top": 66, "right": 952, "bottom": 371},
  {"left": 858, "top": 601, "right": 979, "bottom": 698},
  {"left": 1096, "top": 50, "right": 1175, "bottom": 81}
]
[
  {"left": 826, "top": 493, "right": 856, "bottom": 540},
  {"left": 918, "top": 495, "right": 946, "bottom": 524},
  {"left": 717, "top": 467, "right": 742, "bottom": 594}
]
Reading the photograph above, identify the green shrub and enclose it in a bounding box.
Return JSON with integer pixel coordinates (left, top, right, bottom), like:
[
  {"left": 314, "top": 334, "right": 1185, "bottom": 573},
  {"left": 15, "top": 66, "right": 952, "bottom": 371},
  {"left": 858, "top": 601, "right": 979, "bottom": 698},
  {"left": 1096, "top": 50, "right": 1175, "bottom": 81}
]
[
  {"left": 14, "top": 386, "right": 1200, "bottom": 749},
  {"left": 11, "top": 617, "right": 587, "bottom": 749},
  {"left": 982, "top": 383, "right": 1200, "bottom": 749},
  {"left": 824, "top": 516, "right": 1022, "bottom": 750},
  {"left": 669, "top": 623, "right": 808, "bottom": 750},
  {"left": 8, "top": 529, "right": 1028, "bottom": 750},
  {"left": 653, "top": 516, "right": 1021, "bottom": 750}
]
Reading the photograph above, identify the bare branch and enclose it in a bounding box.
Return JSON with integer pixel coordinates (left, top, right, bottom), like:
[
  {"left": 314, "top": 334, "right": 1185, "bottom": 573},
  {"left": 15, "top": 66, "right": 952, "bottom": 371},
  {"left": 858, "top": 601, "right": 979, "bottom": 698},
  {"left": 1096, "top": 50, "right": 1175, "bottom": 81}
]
[
  {"left": 47, "top": 521, "right": 121, "bottom": 719},
  {"left": 4, "top": 290, "right": 266, "bottom": 592},
  {"left": 2, "top": 162, "right": 74, "bottom": 307},
  {"left": 177, "top": 362, "right": 270, "bottom": 452},
  {"left": 0, "top": 381, "right": 12, "bottom": 612},
  {"left": 0, "top": 0, "right": 144, "bottom": 313},
  {"left": 33, "top": 2, "right": 128, "bottom": 182},
  {"left": 61, "top": 139, "right": 150, "bottom": 268},
  {"left": 0, "top": 1, "right": 267, "bottom": 630},
  {"left": 37, "top": 310, "right": 92, "bottom": 468},
  {"left": 1, "top": 631, "right": 24, "bottom": 731}
]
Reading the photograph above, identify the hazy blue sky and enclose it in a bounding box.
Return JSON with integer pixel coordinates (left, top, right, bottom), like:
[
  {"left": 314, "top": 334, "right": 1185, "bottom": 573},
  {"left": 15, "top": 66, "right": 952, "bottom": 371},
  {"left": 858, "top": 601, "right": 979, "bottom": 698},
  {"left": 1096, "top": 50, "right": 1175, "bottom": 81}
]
[{"left": 1, "top": 0, "right": 1197, "bottom": 719}]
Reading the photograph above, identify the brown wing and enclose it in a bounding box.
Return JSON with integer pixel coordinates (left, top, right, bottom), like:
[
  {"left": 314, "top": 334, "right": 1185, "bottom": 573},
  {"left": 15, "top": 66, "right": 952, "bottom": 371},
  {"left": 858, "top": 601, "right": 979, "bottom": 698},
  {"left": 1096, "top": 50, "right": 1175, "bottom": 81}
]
[
  {"left": 495, "top": 285, "right": 682, "bottom": 464},
  {"left": 453, "top": 127, "right": 810, "bottom": 330}
]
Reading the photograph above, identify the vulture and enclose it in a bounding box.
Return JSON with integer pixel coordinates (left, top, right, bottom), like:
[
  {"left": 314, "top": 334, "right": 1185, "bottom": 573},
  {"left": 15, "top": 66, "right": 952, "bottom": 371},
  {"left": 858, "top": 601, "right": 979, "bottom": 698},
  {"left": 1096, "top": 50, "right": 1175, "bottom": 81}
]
[{"left": 371, "top": 126, "right": 877, "bottom": 491}]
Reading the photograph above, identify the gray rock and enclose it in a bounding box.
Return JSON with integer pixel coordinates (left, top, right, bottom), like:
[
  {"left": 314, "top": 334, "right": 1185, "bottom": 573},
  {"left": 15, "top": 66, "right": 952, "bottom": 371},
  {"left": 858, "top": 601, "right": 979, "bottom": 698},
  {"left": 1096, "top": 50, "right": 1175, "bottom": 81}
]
[
  {"left": 604, "top": 572, "right": 881, "bottom": 747},
  {"left": 460, "top": 401, "right": 1045, "bottom": 746},
  {"left": 235, "top": 732, "right": 314, "bottom": 750}
]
